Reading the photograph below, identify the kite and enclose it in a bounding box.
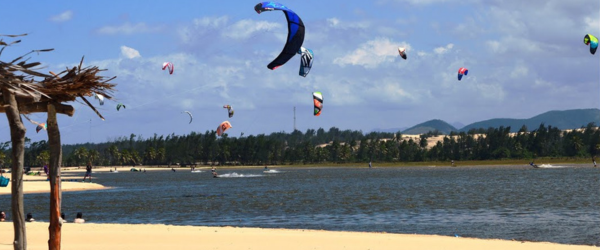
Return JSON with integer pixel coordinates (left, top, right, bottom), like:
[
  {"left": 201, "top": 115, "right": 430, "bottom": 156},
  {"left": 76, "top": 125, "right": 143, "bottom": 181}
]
[
  {"left": 584, "top": 34, "right": 598, "bottom": 55},
  {"left": 36, "top": 123, "right": 47, "bottom": 133},
  {"left": 458, "top": 67, "right": 469, "bottom": 81},
  {"left": 22, "top": 115, "right": 47, "bottom": 133},
  {"left": 94, "top": 93, "right": 105, "bottom": 105},
  {"left": 313, "top": 91, "right": 323, "bottom": 116},
  {"left": 116, "top": 103, "right": 126, "bottom": 111},
  {"left": 398, "top": 47, "right": 407, "bottom": 60},
  {"left": 162, "top": 62, "right": 174, "bottom": 74},
  {"left": 183, "top": 111, "right": 193, "bottom": 124},
  {"left": 223, "top": 105, "right": 234, "bottom": 118},
  {"left": 255, "top": 2, "right": 305, "bottom": 70},
  {"left": 217, "top": 121, "right": 232, "bottom": 136},
  {"left": 298, "top": 47, "right": 314, "bottom": 77}
]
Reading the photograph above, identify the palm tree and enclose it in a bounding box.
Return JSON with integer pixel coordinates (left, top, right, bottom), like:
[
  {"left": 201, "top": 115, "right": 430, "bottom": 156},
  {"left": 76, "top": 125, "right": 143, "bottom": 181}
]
[
  {"left": 73, "top": 147, "right": 89, "bottom": 167},
  {"left": 87, "top": 149, "right": 100, "bottom": 166}
]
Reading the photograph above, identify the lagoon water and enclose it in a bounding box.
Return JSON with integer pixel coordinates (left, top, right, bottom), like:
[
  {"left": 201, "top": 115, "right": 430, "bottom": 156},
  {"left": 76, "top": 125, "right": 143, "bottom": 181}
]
[{"left": 2, "top": 164, "right": 599, "bottom": 245}]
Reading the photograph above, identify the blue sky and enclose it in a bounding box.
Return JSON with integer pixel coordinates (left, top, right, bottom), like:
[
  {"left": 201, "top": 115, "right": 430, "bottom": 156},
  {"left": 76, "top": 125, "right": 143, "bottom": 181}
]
[{"left": 0, "top": 0, "right": 598, "bottom": 144}]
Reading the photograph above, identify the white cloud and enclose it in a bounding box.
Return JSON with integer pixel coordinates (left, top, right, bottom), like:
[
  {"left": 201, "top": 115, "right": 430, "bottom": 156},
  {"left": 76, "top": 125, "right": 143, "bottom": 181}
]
[
  {"left": 510, "top": 65, "right": 528, "bottom": 78},
  {"left": 327, "top": 18, "right": 340, "bottom": 27},
  {"left": 120, "top": 46, "right": 141, "bottom": 59},
  {"left": 433, "top": 44, "right": 454, "bottom": 54},
  {"left": 333, "top": 37, "right": 410, "bottom": 68},
  {"left": 97, "top": 22, "right": 164, "bottom": 35},
  {"left": 50, "top": 10, "right": 73, "bottom": 23},
  {"left": 222, "top": 19, "right": 281, "bottom": 40}
]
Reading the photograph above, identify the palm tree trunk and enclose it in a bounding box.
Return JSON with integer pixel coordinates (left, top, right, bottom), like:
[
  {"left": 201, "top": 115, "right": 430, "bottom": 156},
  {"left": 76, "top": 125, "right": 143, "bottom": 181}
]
[
  {"left": 47, "top": 103, "right": 62, "bottom": 250},
  {"left": 2, "top": 88, "right": 27, "bottom": 250}
]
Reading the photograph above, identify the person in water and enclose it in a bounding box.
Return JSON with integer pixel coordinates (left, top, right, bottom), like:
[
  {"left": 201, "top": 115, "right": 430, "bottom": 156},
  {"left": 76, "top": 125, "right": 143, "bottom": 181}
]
[
  {"left": 593, "top": 157, "right": 597, "bottom": 168},
  {"left": 211, "top": 166, "right": 218, "bottom": 178},
  {"left": 264, "top": 165, "right": 269, "bottom": 171},
  {"left": 82, "top": 162, "right": 92, "bottom": 182},
  {"left": 368, "top": 162, "right": 372, "bottom": 169}
]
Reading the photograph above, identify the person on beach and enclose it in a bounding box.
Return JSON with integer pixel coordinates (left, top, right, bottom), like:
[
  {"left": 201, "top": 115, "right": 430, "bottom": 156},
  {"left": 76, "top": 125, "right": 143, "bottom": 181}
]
[
  {"left": 74, "top": 212, "right": 85, "bottom": 223},
  {"left": 43, "top": 165, "right": 49, "bottom": 176},
  {"left": 25, "top": 213, "right": 35, "bottom": 222},
  {"left": 451, "top": 160, "right": 455, "bottom": 167},
  {"left": 593, "top": 157, "right": 597, "bottom": 168},
  {"left": 60, "top": 213, "right": 67, "bottom": 223},
  {"left": 0, "top": 211, "right": 6, "bottom": 222},
  {"left": 83, "top": 162, "right": 92, "bottom": 182}
]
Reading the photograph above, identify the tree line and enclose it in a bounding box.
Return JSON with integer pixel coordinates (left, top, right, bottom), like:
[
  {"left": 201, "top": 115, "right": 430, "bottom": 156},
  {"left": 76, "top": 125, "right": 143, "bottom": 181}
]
[{"left": 1, "top": 123, "right": 598, "bottom": 169}]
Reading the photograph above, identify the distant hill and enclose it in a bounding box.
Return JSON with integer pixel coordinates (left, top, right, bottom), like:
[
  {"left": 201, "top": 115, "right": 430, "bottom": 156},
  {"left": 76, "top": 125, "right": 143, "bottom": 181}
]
[
  {"left": 460, "top": 108, "right": 600, "bottom": 132},
  {"left": 402, "top": 119, "right": 457, "bottom": 135}
]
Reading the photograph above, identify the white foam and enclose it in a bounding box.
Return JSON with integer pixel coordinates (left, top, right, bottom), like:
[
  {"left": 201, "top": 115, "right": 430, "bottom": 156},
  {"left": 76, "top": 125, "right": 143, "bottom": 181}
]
[
  {"left": 538, "top": 164, "right": 568, "bottom": 168},
  {"left": 263, "top": 169, "right": 281, "bottom": 173},
  {"left": 218, "top": 172, "right": 262, "bottom": 178}
]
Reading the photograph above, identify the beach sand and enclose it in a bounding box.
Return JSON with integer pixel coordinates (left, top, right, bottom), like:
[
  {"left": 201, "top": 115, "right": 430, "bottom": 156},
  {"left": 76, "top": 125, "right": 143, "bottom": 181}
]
[
  {"left": 0, "top": 170, "right": 107, "bottom": 195},
  {"left": 0, "top": 222, "right": 595, "bottom": 250}
]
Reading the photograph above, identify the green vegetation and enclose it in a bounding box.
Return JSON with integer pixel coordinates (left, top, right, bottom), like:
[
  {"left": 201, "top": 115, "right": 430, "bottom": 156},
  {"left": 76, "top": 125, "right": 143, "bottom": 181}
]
[{"left": 0, "top": 122, "right": 596, "bottom": 168}]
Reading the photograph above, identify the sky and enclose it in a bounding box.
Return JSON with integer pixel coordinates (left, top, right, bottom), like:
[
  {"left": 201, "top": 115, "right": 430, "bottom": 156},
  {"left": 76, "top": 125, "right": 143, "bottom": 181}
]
[{"left": 0, "top": 0, "right": 598, "bottom": 144}]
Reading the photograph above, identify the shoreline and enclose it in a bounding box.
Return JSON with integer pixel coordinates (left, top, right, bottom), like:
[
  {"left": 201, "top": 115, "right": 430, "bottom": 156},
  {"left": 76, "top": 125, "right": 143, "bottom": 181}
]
[
  {"left": 74, "top": 158, "right": 592, "bottom": 170},
  {"left": 0, "top": 222, "right": 595, "bottom": 250}
]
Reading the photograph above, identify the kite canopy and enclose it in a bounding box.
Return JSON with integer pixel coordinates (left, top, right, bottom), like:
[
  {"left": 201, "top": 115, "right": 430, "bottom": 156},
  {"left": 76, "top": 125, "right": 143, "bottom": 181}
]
[
  {"left": 94, "top": 93, "right": 105, "bottom": 105},
  {"left": 584, "top": 34, "right": 598, "bottom": 55},
  {"left": 217, "top": 121, "right": 232, "bottom": 136},
  {"left": 398, "top": 47, "right": 407, "bottom": 60},
  {"left": 255, "top": 2, "right": 305, "bottom": 70},
  {"left": 116, "top": 103, "right": 126, "bottom": 111},
  {"left": 36, "top": 123, "right": 47, "bottom": 133},
  {"left": 183, "top": 111, "right": 193, "bottom": 124},
  {"left": 223, "top": 105, "right": 234, "bottom": 118},
  {"left": 298, "top": 47, "right": 314, "bottom": 77},
  {"left": 162, "top": 62, "right": 174, "bottom": 74},
  {"left": 458, "top": 67, "right": 469, "bottom": 81},
  {"left": 313, "top": 91, "right": 323, "bottom": 116}
]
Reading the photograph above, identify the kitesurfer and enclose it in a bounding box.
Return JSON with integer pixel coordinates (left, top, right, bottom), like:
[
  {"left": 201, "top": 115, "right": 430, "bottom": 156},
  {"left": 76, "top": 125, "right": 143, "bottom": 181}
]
[
  {"left": 211, "top": 166, "right": 218, "bottom": 178},
  {"left": 83, "top": 162, "right": 92, "bottom": 182}
]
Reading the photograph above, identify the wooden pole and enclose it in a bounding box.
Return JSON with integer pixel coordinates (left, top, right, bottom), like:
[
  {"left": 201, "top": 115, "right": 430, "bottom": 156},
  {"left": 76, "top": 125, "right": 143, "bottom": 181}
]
[
  {"left": 47, "top": 103, "right": 63, "bottom": 250},
  {"left": 2, "top": 87, "right": 27, "bottom": 250}
]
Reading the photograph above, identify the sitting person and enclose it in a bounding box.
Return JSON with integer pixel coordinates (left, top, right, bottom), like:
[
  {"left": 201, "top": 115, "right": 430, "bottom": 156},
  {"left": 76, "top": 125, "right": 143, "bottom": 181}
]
[
  {"left": 74, "top": 212, "right": 85, "bottom": 223},
  {"left": 60, "top": 212, "right": 67, "bottom": 223},
  {"left": 25, "top": 213, "right": 35, "bottom": 222},
  {"left": 0, "top": 211, "right": 6, "bottom": 222}
]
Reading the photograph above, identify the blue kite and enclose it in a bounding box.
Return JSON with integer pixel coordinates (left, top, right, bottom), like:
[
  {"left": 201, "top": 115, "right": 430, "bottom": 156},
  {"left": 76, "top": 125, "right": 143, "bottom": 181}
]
[{"left": 255, "top": 2, "right": 305, "bottom": 70}]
